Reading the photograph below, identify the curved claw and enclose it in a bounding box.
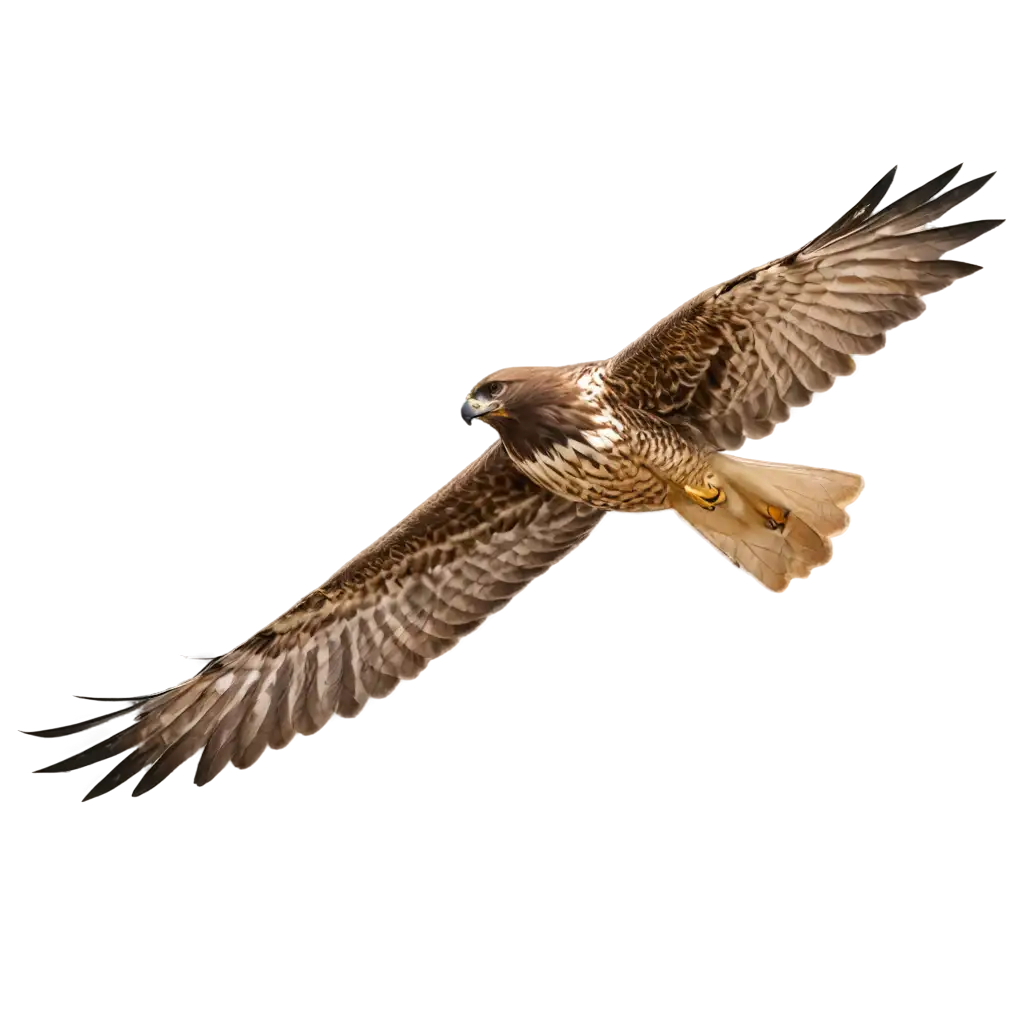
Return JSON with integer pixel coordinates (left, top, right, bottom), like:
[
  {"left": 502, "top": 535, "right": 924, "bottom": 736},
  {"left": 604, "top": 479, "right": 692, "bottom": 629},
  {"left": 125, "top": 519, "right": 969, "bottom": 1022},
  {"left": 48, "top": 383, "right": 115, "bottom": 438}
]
[
  {"left": 683, "top": 483, "right": 726, "bottom": 511},
  {"left": 761, "top": 504, "right": 790, "bottom": 531}
]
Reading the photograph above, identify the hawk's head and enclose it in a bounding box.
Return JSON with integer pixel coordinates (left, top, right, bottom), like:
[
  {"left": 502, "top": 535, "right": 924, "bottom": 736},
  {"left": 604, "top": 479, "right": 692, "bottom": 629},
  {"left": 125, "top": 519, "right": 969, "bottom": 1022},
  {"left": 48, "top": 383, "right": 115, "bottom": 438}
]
[{"left": 461, "top": 365, "right": 600, "bottom": 458}]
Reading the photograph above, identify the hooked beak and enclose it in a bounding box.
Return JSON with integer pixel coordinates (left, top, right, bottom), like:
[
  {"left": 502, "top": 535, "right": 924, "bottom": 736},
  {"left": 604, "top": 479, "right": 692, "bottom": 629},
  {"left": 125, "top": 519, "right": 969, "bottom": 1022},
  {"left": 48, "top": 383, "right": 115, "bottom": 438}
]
[{"left": 461, "top": 398, "right": 501, "bottom": 425}]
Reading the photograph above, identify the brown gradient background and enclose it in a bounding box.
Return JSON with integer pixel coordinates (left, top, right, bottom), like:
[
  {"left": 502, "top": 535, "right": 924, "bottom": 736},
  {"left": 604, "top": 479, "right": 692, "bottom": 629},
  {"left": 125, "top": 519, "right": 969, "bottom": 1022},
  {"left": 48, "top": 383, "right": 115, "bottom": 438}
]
[{"left": 2, "top": 12, "right": 1024, "bottom": 1024}]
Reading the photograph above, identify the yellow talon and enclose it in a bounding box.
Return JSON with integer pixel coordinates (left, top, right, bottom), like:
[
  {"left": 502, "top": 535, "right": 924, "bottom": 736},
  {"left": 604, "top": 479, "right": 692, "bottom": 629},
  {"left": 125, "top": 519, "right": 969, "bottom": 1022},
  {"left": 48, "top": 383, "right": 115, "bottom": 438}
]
[
  {"left": 760, "top": 503, "right": 789, "bottom": 530},
  {"left": 684, "top": 483, "right": 726, "bottom": 511}
]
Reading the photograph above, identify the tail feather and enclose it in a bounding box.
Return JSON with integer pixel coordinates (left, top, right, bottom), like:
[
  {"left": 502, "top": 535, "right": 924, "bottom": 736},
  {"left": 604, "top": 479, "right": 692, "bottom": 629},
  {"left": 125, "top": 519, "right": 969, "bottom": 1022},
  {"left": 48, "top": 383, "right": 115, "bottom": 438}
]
[{"left": 670, "top": 453, "right": 863, "bottom": 592}]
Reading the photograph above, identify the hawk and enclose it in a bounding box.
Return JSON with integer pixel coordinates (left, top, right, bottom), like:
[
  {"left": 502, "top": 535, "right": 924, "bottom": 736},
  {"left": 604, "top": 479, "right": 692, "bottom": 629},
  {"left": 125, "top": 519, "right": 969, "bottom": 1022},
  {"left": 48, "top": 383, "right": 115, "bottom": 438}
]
[{"left": 28, "top": 165, "right": 1000, "bottom": 800}]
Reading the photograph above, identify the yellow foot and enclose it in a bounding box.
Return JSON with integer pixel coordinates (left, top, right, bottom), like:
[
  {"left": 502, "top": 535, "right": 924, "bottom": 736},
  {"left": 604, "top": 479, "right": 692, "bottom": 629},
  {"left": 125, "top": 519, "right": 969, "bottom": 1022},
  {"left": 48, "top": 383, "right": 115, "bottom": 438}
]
[
  {"left": 759, "top": 502, "right": 789, "bottom": 531},
  {"left": 684, "top": 483, "right": 726, "bottom": 511}
]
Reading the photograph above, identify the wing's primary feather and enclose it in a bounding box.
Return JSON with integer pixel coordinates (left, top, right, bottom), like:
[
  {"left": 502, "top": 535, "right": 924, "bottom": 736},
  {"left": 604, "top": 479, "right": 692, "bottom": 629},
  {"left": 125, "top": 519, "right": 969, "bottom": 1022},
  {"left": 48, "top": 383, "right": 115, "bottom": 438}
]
[
  {"left": 603, "top": 166, "right": 1001, "bottom": 450},
  {"left": 27, "top": 443, "right": 603, "bottom": 799}
]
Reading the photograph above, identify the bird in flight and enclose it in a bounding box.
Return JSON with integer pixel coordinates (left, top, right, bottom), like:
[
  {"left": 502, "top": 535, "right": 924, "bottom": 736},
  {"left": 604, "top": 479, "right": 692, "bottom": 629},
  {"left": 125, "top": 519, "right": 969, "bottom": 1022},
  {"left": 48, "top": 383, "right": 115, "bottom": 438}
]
[{"left": 27, "top": 165, "right": 1000, "bottom": 800}]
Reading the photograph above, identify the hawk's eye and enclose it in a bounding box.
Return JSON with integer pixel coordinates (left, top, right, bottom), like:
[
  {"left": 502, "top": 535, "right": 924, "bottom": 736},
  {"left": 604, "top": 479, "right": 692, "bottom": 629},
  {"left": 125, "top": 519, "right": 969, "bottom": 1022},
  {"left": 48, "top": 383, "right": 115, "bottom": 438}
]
[{"left": 487, "top": 382, "right": 506, "bottom": 399}]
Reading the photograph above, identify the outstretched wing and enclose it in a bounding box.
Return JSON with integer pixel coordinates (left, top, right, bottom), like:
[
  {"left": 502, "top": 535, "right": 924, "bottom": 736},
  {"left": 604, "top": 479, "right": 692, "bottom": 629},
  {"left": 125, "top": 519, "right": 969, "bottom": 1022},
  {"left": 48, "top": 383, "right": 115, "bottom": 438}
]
[
  {"left": 603, "top": 166, "right": 1001, "bottom": 450},
  {"left": 28, "top": 443, "right": 603, "bottom": 799}
]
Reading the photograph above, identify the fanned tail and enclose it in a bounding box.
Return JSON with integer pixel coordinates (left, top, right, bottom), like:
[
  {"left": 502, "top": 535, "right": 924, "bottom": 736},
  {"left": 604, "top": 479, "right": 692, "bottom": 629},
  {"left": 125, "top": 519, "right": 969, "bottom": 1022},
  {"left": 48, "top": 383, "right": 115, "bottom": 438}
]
[{"left": 670, "top": 453, "right": 863, "bottom": 592}]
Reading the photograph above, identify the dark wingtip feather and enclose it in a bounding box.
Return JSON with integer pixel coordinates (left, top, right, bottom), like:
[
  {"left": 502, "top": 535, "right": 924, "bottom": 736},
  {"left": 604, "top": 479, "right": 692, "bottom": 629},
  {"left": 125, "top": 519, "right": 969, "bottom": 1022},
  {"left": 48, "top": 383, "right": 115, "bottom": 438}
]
[
  {"left": 24, "top": 716, "right": 90, "bottom": 741},
  {"left": 22, "top": 700, "right": 149, "bottom": 741},
  {"left": 34, "top": 758, "right": 78, "bottom": 774},
  {"left": 132, "top": 773, "right": 162, "bottom": 797},
  {"left": 844, "top": 165, "right": 896, "bottom": 206},
  {"left": 803, "top": 166, "right": 898, "bottom": 252},
  {"left": 944, "top": 261, "right": 984, "bottom": 277},
  {"left": 969, "top": 170, "right": 995, "bottom": 187},
  {"left": 73, "top": 691, "right": 166, "bottom": 703},
  {"left": 919, "top": 163, "right": 963, "bottom": 194},
  {"left": 33, "top": 725, "right": 138, "bottom": 774},
  {"left": 959, "top": 218, "right": 1004, "bottom": 237}
]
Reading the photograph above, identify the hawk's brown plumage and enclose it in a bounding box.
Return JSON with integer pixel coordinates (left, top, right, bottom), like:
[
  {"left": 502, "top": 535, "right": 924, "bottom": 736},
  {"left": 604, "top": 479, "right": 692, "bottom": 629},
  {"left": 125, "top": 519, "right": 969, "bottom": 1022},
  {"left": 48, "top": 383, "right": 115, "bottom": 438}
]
[
  {"left": 28, "top": 165, "right": 1000, "bottom": 798},
  {"left": 603, "top": 165, "right": 997, "bottom": 450},
  {"left": 30, "top": 445, "right": 601, "bottom": 798}
]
